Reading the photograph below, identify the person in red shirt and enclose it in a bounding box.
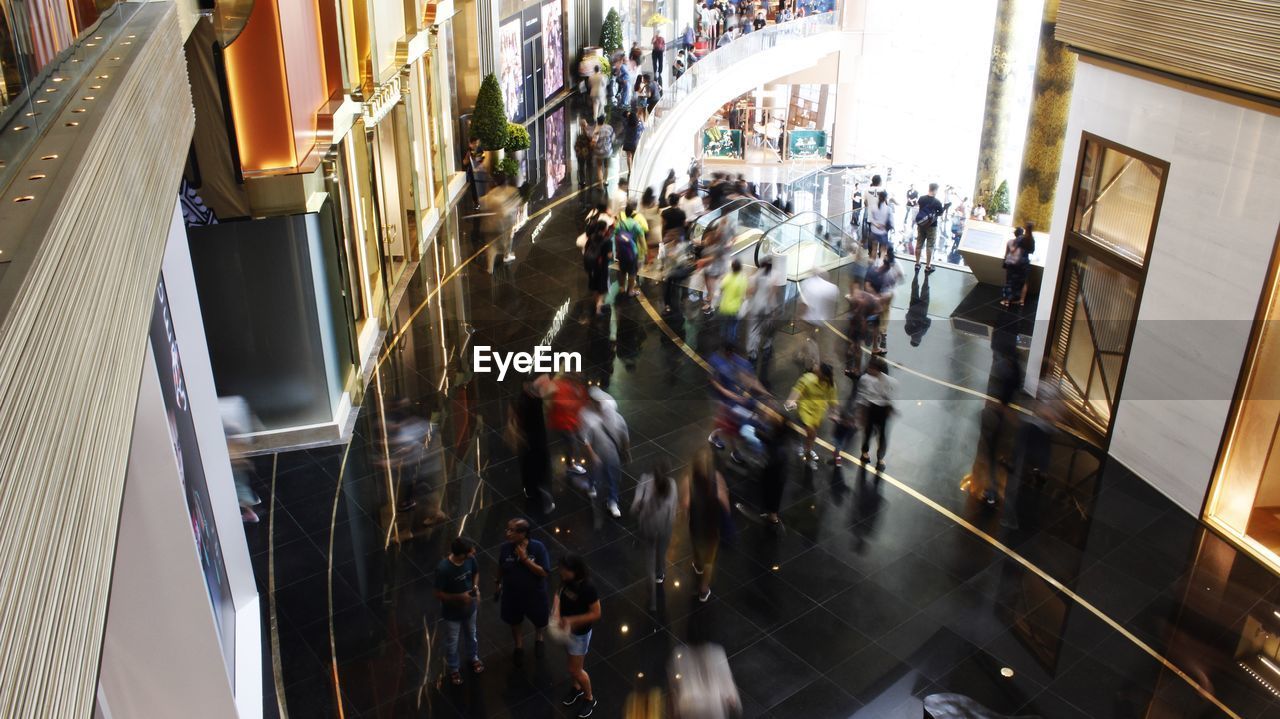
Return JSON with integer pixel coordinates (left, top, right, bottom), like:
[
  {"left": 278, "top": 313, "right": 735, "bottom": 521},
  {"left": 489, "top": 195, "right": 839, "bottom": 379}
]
[{"left": 544, "top": 373, "right": 589, "bottom": 477}]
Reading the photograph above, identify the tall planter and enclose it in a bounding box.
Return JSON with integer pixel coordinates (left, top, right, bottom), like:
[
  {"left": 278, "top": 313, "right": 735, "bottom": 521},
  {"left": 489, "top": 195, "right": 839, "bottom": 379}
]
[{"left": 473, "top": 73, "right": 510, "bottom": 152}]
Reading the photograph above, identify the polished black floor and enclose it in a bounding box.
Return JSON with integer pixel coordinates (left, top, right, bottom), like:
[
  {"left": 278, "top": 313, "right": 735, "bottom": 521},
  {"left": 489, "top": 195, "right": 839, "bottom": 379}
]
[{"left": 245, "top": 109, "right": 1280, "bottom": 719}]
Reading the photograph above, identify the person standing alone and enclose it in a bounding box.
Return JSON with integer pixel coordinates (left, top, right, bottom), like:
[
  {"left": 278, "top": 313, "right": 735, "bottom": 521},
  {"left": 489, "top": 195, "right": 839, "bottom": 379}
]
[
  {"left": 434, "top": 537, "right": 483, "bottom": 686},
  {"left": 913, "top": 182, "right": 943, "bottom": 273},
  {"left": 496, "top": 518, "right": 552, "bottom": 663},
  {"left": 651, "top": 28, "right": 666, "bottom": 80}
]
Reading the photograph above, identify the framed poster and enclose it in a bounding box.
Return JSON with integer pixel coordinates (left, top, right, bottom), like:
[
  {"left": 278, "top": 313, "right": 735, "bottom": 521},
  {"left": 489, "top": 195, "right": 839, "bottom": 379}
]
[
  {"left": 541, "top": 0, "right": 565, "bottom": 97},
  {"left": 787, "top": 130, "right": 828, "bottom": 159},
  {"left": 150, "top": 277, "right": 236, "bottom": 678},
  {"left": 546, "top": 107, "right": 566, "bottom": 199},
  {"left": 499, "top": 17, "right": 524, "bottom": 120},
  {"left": 701, "top": 127, "right": 743, "bottom": 159}
]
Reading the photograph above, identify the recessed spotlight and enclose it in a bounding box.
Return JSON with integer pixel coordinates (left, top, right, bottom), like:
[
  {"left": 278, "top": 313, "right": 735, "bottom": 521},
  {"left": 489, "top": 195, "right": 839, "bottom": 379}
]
[
  {"left": 90, "top": 85, "right": 101, "bottom": 90},
  {"left": 94, "top": 35, "right": 104, "bottom": 40},
  {"left": 52, "top": 77, "right": 65, "bottom": 83},
  {"left": 23, "top": 112, "right": 38, "bottom": 117},
  {"left": 65, "top": 122, "right": 79, "bottom": 127},
  {"left": 96, "top": 74, "right": 109, "bottom": 79},
  {"left": 28, "top": 174, "right": 46, "bottom": 181},
  {"left": 40, "top": 154, "right": 58, "bottom": 161},
  {"left": 1000, "top": 667, "right": 1014, "bottom": 678},
  {"left": 44, "top": 87, "right": 57, "bottom": 93},
  {"left": 14, "top": 195, "right": 35, "bottom": 203},
  {"left": 12, "top": 125, "right": 27, "bottom": 132},
  {"left": 35, "top": 99, "right": 48, "bottom": 104},
  {"left": 72, "top": 108, "right": 86, "bottom": 113}
]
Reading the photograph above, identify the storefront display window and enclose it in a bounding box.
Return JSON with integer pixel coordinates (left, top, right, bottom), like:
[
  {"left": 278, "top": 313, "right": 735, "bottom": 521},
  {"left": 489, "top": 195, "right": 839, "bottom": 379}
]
[
  {"left": 1206, "top": 234, "right": 1280, "bottom": 573},
  {"left": 545, "top": 107, "right": 566, "bottom": 198}
]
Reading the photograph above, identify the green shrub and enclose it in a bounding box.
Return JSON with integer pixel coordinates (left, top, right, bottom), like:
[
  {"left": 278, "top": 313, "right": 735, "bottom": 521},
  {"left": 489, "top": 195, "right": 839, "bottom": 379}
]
[
  {"left": 473, "top": 73, "right": 509, "bottom": 150},
  {"left": 504, "top": 123, "right": 531, "bottom": 152},
  {"left": 989, "top": 180, "right": 1011, "bottom": 216},
  {"left": 497, "top": 156, "right": 521, "bottom": 180}
]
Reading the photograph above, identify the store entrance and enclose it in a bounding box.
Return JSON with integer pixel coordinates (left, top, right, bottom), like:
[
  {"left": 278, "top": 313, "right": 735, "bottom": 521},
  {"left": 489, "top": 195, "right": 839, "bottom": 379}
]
[{"left": 1206, "top": 236, "right": 1280, "bottom": 571}]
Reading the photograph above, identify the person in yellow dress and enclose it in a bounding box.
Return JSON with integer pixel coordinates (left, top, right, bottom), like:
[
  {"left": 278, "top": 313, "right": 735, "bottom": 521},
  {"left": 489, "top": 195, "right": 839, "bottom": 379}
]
[{"left": 785, "top": 362, "right": 837, "bottom": 468}]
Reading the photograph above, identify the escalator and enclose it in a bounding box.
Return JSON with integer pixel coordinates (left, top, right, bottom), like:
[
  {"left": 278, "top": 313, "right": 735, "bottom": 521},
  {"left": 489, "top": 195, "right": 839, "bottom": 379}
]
[{"left": 688, "top": 200, "right": 857, "bottom": 280}]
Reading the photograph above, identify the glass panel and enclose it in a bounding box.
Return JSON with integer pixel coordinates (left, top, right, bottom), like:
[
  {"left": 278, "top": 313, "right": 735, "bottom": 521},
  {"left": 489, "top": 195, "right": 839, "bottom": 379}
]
[
  {"left": 1071, "top": 140, "right": 1164, "bottom": 264},
  {"left": 1049, "top": 248, "right": 1139, "bottom": 433}
]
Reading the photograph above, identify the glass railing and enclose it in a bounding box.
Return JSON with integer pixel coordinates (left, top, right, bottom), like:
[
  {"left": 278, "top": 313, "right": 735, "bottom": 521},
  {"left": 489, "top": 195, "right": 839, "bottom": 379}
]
[
  {"left": 759, "top": 210, "right": 853, "bottom": 280},
  {"left": 0, "top": 3, "right": 142, "bottom": 191},
  {"left": 637, "top": 12, "right": 838, "bottom": 166},
  {"left": 688, "top": 198, "right": 790, "bottom": 246}
]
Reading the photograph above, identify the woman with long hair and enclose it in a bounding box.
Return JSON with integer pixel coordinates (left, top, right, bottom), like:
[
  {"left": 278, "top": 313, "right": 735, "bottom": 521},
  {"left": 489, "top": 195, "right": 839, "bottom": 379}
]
[
  {"left": 1001, "top": 223, "right": 1035, "bottom": 308},
  {"left": 622, "top": 108, "right": 645, "bottom": 176},
  {"left": 631, "top": 460, "right": 678, "bottom": 610},
  {"left": 684, "top": 446, "right": 729, "bottom": 602},
  {"left": 785, "top": 362, "right": 838, "bottom": 468},
  {"left": 555, "top": 554, "right": 602, "bottom": 717}
]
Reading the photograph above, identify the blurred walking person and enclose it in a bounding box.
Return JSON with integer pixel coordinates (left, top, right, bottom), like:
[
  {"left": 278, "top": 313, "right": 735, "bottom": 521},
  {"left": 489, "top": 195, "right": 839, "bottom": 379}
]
[
  {"left": 508, "top": 376, "right": 555, "bottom": 513},
  {"left": 582, "top": 386, "right": 630, "bottom": 517},
  {"left": 685, "top": 447, "right": 730, "bottom": 602},
  {"left": 631, "top": 461, "right": 679, "bottom": 609},
  {"left": 548, "top": 373, "right": 590, "bottom": 477},
  {"left": 785, "top": 362, "right": 838, "bottom": 468},
  {"left": 856, "top": 356, "right": 897, "bottom": 472}
]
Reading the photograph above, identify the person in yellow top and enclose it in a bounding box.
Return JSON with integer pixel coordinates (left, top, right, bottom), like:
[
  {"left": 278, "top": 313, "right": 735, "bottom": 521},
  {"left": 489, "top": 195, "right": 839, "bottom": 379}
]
[
  {"left": 717, "top": 259, "right": 748, "bottom": 343},
  {"left": 785, "top": 362, "right": 837, "bottom": 468}
]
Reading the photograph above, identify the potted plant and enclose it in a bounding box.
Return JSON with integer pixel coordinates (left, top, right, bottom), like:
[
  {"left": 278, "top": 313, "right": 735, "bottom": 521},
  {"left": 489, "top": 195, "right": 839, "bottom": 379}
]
[
  {"left": 600, "top": 10, "right": 623, "bottom": 115},
  {"left": 497, "top": 156, "right": 522, "bottom": 188},
  {"left": 473, "top": 73, "right": 510, "bottom": 172},
  {"left": 502, "top": 126, "right": 529, "bottom": 185},
  {"left": 989, "top": 179, "right": 1012, "bottom": 224}
]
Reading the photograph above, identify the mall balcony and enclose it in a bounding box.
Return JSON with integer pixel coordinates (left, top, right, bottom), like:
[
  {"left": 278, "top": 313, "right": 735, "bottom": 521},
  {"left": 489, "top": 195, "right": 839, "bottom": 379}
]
[{"left": 2, "top": 0, "right": 1280, "bottom": 718}]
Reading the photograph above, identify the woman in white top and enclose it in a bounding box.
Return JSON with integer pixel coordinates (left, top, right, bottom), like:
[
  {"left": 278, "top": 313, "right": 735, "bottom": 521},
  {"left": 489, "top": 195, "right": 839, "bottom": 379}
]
[
  {"left": 867, "top": 190, "right": 892, "bottom": 263},
  {"left": 856, "top": 355, "right": 898, "bottom": 471}
]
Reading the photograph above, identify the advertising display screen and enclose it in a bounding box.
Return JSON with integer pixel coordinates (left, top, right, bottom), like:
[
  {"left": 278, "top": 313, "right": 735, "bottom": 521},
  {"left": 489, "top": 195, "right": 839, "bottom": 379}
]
[
  {"left": 541, "top": 0, "right": 565, "bottom": 97},
  {"left": 499, "top": 17, "right": 524, "bottom": 121},
  {"left": 545, "top": 107, "right": 566, "bottom": 199},
  {"left": 149, "top": 277, "right": 236, "bottom": 678}
]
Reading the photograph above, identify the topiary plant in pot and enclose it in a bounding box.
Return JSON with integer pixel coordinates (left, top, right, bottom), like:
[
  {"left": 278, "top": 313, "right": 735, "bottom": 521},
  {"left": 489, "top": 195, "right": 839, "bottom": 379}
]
[
  {"left": 504, "top": 123, "right": 530, "bottom": 153},
  {"left": 473, "top": 73, "right": 510, "bottom": 171}
]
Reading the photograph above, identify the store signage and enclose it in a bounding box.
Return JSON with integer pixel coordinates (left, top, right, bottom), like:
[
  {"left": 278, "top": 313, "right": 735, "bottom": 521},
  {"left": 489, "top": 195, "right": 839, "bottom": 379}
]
[
  {"left": 701, "top": 127, "right": 743, "bottom": 159},
  {"left": 363, "top": 75, "right": 402, "bottom": 125},
  {"left": 787, "top": 130, "right": 827, "bottom": 159}
]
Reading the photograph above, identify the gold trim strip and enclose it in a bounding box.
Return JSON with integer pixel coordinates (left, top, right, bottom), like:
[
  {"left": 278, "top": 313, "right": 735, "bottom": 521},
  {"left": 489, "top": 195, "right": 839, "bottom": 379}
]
[{"left": 267, "top": 454, "right": 290, "bottom": 718}]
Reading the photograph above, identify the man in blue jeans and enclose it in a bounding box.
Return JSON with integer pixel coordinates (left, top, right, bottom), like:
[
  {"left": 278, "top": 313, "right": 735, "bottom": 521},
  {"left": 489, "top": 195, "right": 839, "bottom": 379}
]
[{"left": 434, "top": 537, "right": 483, "bottom": 685}]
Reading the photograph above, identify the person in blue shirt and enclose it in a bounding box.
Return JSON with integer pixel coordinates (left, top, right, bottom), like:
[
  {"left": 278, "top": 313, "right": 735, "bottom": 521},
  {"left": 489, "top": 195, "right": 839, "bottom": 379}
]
[
  {"left": 434, "top": 537, "right": 482, "bottom": 685},
  {"left": 495, "top": 518, "right": 552, "bottom": 663}
]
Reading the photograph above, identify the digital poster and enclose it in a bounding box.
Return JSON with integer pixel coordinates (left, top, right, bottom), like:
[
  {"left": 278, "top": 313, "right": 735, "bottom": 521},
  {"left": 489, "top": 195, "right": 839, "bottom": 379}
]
[
  {"left": 499, "top": 17, "right": 524, "bottom": 121},
  {"left": 541, "top": 0, "right": 565, "bottom": 97}
]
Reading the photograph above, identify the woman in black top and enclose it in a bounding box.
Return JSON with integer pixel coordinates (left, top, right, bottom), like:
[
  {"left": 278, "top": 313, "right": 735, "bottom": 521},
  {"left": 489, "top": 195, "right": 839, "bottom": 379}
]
[
  {"left": 555, "top": 554, "right": 602, "bottom": 716},
  {"left": 509, "top": 377, "right": 553, "bottom": 513},
  {"left": 583, "top": 220, "right": 613, "bottom": 316}
]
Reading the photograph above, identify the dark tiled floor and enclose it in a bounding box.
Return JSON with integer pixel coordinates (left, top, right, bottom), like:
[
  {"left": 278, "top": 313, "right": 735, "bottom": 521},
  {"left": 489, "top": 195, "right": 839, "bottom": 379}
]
[{"left": 243, "top": 102, "right": 1280, "bottom": 719}]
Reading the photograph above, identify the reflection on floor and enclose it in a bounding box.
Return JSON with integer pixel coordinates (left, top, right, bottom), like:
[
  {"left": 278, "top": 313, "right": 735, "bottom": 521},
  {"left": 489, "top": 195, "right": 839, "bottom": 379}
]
[{"left": 246, "top": 137, "right": 1280, "bottom": 719}]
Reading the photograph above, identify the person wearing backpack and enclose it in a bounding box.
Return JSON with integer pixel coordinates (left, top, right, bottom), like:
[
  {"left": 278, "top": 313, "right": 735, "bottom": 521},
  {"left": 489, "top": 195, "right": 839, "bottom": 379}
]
[
  {"left": 631, "top": 461, "right": 678, "bottom": 610},
  {"left": 913, "top": 182, "right": 943, "bottom": 273},
  {"left": 614, "top": 202, "right": 645, "bottom": 297}
]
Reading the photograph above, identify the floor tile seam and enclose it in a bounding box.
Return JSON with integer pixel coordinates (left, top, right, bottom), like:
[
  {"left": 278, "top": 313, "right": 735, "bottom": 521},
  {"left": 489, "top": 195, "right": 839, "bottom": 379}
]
[{"left": 629, "top": 291, "right": 1247, "bottom": 719}]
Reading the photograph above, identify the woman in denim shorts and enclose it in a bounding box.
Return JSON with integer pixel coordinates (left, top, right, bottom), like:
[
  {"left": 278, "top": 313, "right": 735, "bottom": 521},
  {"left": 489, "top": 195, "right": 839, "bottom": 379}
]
[{"left": 555, "top": 555, "right": 602, "bottom": 717}]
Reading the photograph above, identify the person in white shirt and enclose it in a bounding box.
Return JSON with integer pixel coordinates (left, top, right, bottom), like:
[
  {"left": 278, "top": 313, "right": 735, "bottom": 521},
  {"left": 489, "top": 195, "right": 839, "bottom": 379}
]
[
  {"left": 582, "top": 387, "right": 630, "bottom": 517},
  {"left": 856, "top": 356, "right": 897, "bottom": 471},
  {"left": 678, "top": 186, "right": 705, "bottom": 225},
  {"left": 798, "top": 269, "right": 838, "bottom": 367},
  {"left": 610, "top": 178, "right": 630, "bottom": 218}
]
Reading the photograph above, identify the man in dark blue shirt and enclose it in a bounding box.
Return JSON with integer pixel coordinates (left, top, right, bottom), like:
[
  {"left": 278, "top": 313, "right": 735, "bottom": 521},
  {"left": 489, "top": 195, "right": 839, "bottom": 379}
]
[
  {"left": 496, "top": 518, "right": 552, "bottom": 662},
  {"left": 435, "top": 537, "right": 482, "bottom": 684},
  {"left": 914, "top": 182, "right": 944, "bottom": 273}
]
